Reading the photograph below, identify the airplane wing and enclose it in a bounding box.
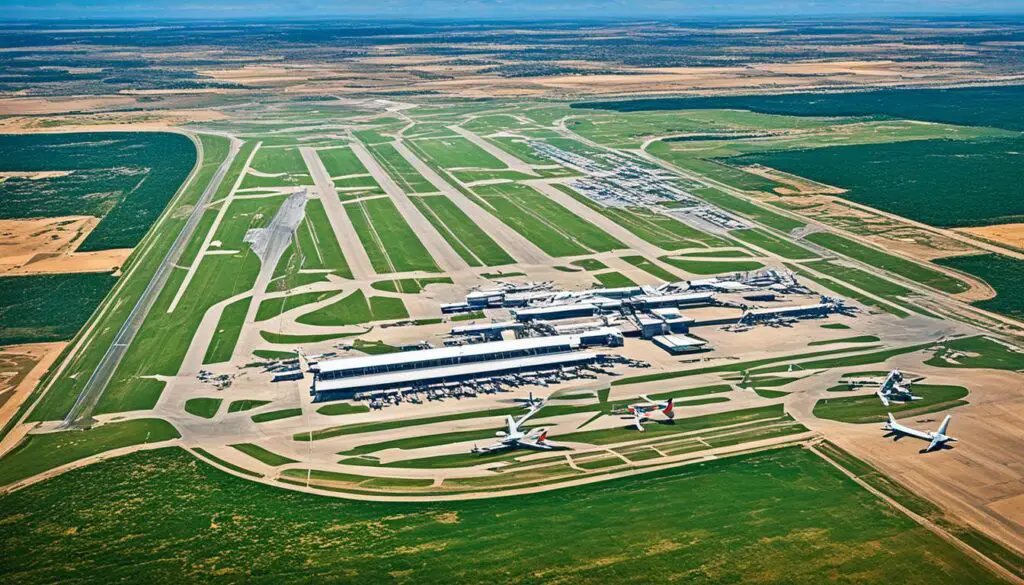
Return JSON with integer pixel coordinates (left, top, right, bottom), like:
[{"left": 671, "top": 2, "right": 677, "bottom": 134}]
[
  {"left": 518, "top": 429, "right": 553, "bottom": 450},
  {"left": 514, "top": 402, "right": 544, "bottom": 427},
  {"left": 926, "top": 437, "right": 944, "bottom": 452},
  {"left": 633, "top": 412, "right": 645, "bottom": 432},
  {"left": 876, "top": 390, "right": 890, "bottom": 407}
]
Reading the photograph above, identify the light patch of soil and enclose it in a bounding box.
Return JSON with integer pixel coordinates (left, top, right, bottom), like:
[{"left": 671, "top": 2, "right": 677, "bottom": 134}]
[
  {"left": 0, "top": 109, "right": 226, "bottom": 133},
  {"left": 0, "top": 171, "right": 73, "bottom": 182},
  {"left": 741, "top": 165, "right": 846, "bottom": 195},
  {"left": 0, "top": 96, "right": 138, "bottom": 116},
  {"left": 957, "top": 223, "right": 1024, "bottom": 251},
  {"left": 0, "top": 216, "right": 131, "bottom": 275},
  {"left": 0, "top": 342, "right": 67, "bottom": 430}
]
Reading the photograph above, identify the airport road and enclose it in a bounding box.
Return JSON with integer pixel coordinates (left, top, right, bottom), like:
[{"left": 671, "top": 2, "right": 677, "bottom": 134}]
[
  {"left": 59, "top": 137, "right": 243, "bottom": 429},
  {"left": 299, "top": 146, "right": 376, "bottom": 280}
]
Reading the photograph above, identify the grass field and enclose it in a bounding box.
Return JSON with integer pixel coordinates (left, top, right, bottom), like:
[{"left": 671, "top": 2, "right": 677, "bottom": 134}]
[
  {"left": 251, "top": 408, "right": 302, "bottom": 423},
  {"left": 256, "top": 290, "right": 337, "bottom": 322},
  {"left": 294, "top": 199, "right": 353, "bottom": 278},
  {"left": 296, "top": 290, "right": 408, "bottom": 327},
  {"left": 788, "top": 263, "right": 910, "bottom": 318},
  {"left": 0, "top": 272, "right": 117, "bottom": 345},
  {"left": 0, "top": 419, "right": 179, "bottom": 487},
  {"left": 316, "top": 146, "right": 367, "bottom": 177},
  {"left": 805, "top": 232, "right": 968, "bottom": 294},
  {"left": 473, "top": 182, "right": 624, "bottom": 256},
  {"left": 0, "top": 132, "right": 197, "bottom": 250},
  {"left": 935, "top": 254, "right": 1024, "bottom": 319},
  {"left": 926, "top": 336, "right": 1024, "bottom": 371},
  {"left": 230, "top": 443, "right": 298, "bottom": 466},
  {"left": 732, "top": 229, "right": 817, "bottom": 259},
  {"left": 411, "top": 195, "right": 515, "bottom": 266},
  {"left": 556, "top": 185, "right": 728, "bottom": 249},
  {"left": 620, "top": 255, "right": 678, "bottom": 282},
  {"left": 184, "top": 397, "right": 222, "bottom": 419},
  {"left": 0, "top": 445, "right": 1008, "bottom": 583},
  {"left": 371, "top": 276, "right": 453, "bottom": 294},
  {"left": 315, "top": 402, "right": 370, "bottom": 416},
  {"left": 345, "top": 198, "right": 440, "bottom": 273},
  {"left": 227, "top": 399, "right": 271, "bottom": 413},
  {"left": 813, "top": 384, "right": 968, "bottom": 424},
  {"left": 202, "top": 298, "right": 251, "bottom": 365},
  {"left": 660, "top": 257, "right": 764, "bottom": 275},
  {"left": 413, "top": 136, "right": 505, "bottom": 169},
  {"left": 366, "top": 142, "right": 438, "bottom": 193},
  {"left": 595, "top": 271, "right": 637, "bottom": 287},
  {"left": 241, "top": 146, "right": 312, "bottom": 187}
]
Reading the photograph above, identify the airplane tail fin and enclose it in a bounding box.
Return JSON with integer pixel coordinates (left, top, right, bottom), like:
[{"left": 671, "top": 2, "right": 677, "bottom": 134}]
[
  {"left": 537, "top": 430, "right": 548, "bottom": 442},
  {"left": 887, "top": 412, "right": 896, "bottom": 426},
  {"left": 937, "top": 415, "right": 952, "bottom": 437},
  {"left": 663, "top": 398, "right": 674, "bottom": 418}
]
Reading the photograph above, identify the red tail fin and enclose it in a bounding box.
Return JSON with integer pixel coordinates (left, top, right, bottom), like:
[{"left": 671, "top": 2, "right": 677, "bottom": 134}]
[
  {"left": 538, "top": 431, "right": 548, "bottom": 442},
  {"left": 663, "top": 398, "right": 674, "bottom": 415}
]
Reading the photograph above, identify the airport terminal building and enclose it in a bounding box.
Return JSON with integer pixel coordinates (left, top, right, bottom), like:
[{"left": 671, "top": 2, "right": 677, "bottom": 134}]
[{"left": 310, "top": 334, "right": 613, "bottom": 400}]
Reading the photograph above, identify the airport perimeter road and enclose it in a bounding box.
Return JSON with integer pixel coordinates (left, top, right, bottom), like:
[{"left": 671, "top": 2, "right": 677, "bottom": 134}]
[{"left": 60, "top": 137, "right": 242, "bottom": 429}]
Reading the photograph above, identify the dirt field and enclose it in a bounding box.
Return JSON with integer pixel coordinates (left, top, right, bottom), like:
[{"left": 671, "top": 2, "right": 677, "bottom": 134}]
[
  {"left": 0, "top": 342, "right": 66, "bottom": 430},
  {"left": 0, "top": 217, "right": 131, "bottom": 275},
  {"left": 959, "top": 223, "right": 1024, "bottom": 250}
]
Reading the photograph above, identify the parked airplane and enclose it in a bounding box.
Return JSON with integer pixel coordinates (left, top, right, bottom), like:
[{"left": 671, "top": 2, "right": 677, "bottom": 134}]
[
  {"left": 627, "top": 397, "right": 675, "bottom": 432},
  {"left": 876, "top": 369, "right": 921, "bottom": 407},
  {"left": 472, "top": 402, "right": 554, "bottom": 453},
  {"left": 882, "top": 413, "right": 956, "bottom": 452}
]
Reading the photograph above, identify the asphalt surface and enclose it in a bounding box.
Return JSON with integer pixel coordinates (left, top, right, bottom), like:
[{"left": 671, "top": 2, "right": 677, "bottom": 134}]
[{"left": 60, "top": 137, "right": 242, "bottom": 429}]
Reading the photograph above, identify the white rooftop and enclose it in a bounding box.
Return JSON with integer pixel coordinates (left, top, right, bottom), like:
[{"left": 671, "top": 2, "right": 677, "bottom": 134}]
[
  {"left": 315, "top": 351, "right": 597, "bottom": 392},
  {"left": 317, "top": 334, "right": 582, "bottom": 374}
]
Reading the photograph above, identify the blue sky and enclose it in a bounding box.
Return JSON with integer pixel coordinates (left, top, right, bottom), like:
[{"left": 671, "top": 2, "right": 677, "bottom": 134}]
[{"left": 2, "top": 0, "right": 1023, "bottom": 20}]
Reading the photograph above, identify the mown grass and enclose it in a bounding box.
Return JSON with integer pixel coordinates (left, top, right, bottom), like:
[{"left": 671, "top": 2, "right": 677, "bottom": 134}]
[
  {"left": 366, "top": 142, "right": 438, "bottom": 193},
  {"left": 620, "top": 255, "right": 679, "bottom": 282},
  {"left": 556, "top": 404, "right": 785, "bottom": 445},
  {"left": 227, "top": 399, "right": 271, "bottom": 413},
  {"left": 660, "top": 257, "right": 764, "bottom": 275},
  {"left": 230, "top": 443, "right": 298, "bottom": 466},
  {"left": 296, "top": 290, "right": 408, "bottom": 327},
  {"left": 411, "top": 195, "right": 514, "bottom": 266},
  {"left": 371, "top": 276, "right": 453, "bottom": 294},
  {"left": 0, "top": 445, "right": 1007, "bottom": 584},
  {"left": 251, "top": 408, "right": 302, "bottom": 423},
  {"left": 594, "top": 271, "right": 637, "bottom": 288},
  {"left": 256, "top": 290, "right": 337, "bottom": 322},
  {"left": 925, "top": 336, "right": 1024, "bottom": 371},
  {"left": 295, "top": 199, "right": 353, "bottom": 278},
  {"left": 692, "top": 187, "right": 805, "bottom": 232},
  {"left": 732, "top": 229, "right": 817, "bottom": 260},
  {"left": 0, "top": 419, "right": 179, "bottom": 487},
  {"left": 474, "top": 182, "right": 624, "bottom": 256},
  {"left": 813, "top": 384, "right": 968, "bottom": 424},
  {"left": 315, "top": 402, "right": 370, "bottom": 416},
  {"left": 184, "top": 397, "right": 222, "bottom": 419},
  {"left": 808, "top": 335, "right": 881, "bottom": 346},
  {"left": 805, "top": 232, "right": 967, "bottom": 294},
  {"left": 345, "top": 197, "right": 440, "bottom": 273},
  {"left": 202, "top": 298, "right": 251, "bottom": 365},
  {"left": 296, "top": 406, "right": 522, "bottom": 442}
]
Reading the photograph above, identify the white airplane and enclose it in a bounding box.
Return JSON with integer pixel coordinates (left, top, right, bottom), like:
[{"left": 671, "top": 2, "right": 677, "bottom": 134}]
[
  {"left": 882, "top": 413, "right": 957, "bottom": 453},
  {"left": 627, "top": 397, "right": 675, "bottom": 432},
  {"left": 876, "top": 369, "right": 921, "bottom": 407},
  {"left": 472, "top": 402, "right": 555, "bottom": 453}
]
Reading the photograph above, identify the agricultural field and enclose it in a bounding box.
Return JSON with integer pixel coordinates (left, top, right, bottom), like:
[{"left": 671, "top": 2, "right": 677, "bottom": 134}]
[
  {"left": 0, "top": 132, "right": 197, "bottom": 250},
  {"left": 935, "top": 254, "right": 1024, "bottom": 319},
  {"left": 0, "top": 446, "right": 1008, "bottom": 584},
  {"left": 731, "top": 137, "right": 1024, "bottom": 228},
  {"left": 0, "top": 272, "right": 117, "bottom": 345}
]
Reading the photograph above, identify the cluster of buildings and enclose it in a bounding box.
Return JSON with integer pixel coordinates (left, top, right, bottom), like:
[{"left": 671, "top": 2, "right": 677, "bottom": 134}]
[{"left": 305, "top": 269, "right": 849, "bottom": 403}]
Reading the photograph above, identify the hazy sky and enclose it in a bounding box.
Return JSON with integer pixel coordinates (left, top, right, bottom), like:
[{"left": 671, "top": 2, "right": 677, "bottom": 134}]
[{"left": 2, "top": 0, "right": 1023, "bottom": 20}]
